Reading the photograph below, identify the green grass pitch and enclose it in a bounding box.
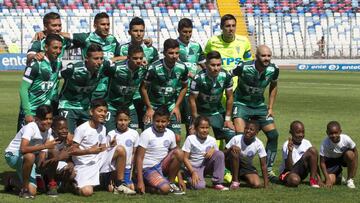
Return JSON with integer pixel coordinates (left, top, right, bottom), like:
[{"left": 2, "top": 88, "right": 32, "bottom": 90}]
[{"left": 0, "top": 70, "right": 359, "bottom": 202}]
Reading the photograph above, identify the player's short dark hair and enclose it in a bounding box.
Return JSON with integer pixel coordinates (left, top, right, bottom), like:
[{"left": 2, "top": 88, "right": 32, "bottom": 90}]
[
  {"left": 178, "top": 18, "right": 193, "bottom": 31},
  {"left": 116, "top": 108, "right": 130, "bottom": 119},
  {"left": 94, "top": 12, "right": 109, "bottom": 23},
  {"left": 90, "top": 98, "right": 108, "bottom": 110},
  {"left": 35, "top": 105, "right": 53, "bottom": 120},
  {"left": 206, "top": 51, "right": 221, "bottom": 61},
  {"left": 86, "top": 43, "right": 103, "bottom": 57},
  {"left": 163, "top": 38, "right": 179, "bottom": 52},
  {"left": 153, "top": 106, "right": 170, "bottom": 119},
  {"left": 43, "top": 12, "right": 60, "bottom": 26},
  {"left": 220, "top": 14, "right": 236, "bottom": 29},
  {"left": 290, "top": 120, "right": 304, "bottom": 132},
  {"left": 44, "top": 34, "right": 63, "bottom": 46},
  {"left": 246, "top": 120, "right": 260, "bottom": 131},
  {"left": 193, "top": 116, "right": 210, "bottom": 129},
  {"left": 52, "top": 116, "right": 67, "bottom": 129},
  {"left": 327, "top": 121, "right": 341, "bottom": 131},
  {"left": 129, "top": 17, "right": 145, "bottom": 30},
  {"left": 128, "top": 44, "right": 144, "bottom": 56}
]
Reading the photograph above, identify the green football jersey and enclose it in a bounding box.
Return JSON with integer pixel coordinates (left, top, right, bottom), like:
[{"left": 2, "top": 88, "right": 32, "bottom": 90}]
[
  {"left": 28, "top": 36, "right": 71, "bottom": 101},
  {"left": 190, "top": 69, "right": 233, "bottom": 116},
  {"left": 21, "top": 57, "right": 59, "bottom": 114},
  {"left": 58, "top": 60, "right": 110, "bottom": 110},
  {"left": 119, "top": 42, "right": 159, "bottom": 100},
  {"left": 104, "top": 60, "right": 147, "bottom": 111},
  {"left": 143, "top": 59, "right": 188, "bottom": 111},
  {"left": 230, "top": 61, "right": 279, "bottom": 108},
  {"left": 72, "top": 32, "right": 121, "bottom": 96}
]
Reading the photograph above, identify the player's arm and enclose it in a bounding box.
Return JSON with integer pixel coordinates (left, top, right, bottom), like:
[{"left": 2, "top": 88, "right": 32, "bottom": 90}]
[
  {"left": 173, "top": 82, "right": 188, "bottom": 122},
  {"left": 140, "top": 80, "right": 154, "bottom": 123},
  {"left": 259, "top": 156, "right": 269, "bottom": 188},
  {"left": 26, "top": 41, "right": 44, "bottom": 66},
  {"left": 267, "top": 68, "right": 279, "bottom": 117},
  {"left": 135, "top": 146, "right": 146, "bottom": 194},
  {"left": 68, "top": 142, "right": 104, "bottom": 156},
  {"left": 285, "top": 138, "right": 294, "bottom": 170},
  {"left": 20, "top": 138, "right": 58, "bottom": 154},
  {"left": 224, "top": 86, "right": 234, "bottom": 130},
  {"left": 319, "top": 155, "right": 332, "bottom": 187}
]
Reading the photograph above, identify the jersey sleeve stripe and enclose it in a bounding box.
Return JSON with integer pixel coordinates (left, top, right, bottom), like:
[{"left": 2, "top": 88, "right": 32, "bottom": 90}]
[{"left": 22, "top": 77, "right": 33, "bottom": 84}]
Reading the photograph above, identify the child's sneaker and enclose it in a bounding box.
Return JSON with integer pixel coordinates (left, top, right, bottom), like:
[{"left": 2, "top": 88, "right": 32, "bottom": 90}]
[
  {"left": 213, "top": 184, "right": 229, "bottom": 191},
  {"left": 230, "top": 181, "right": 240, "bottom": 190},
  {"left": 19, "top": 188, "right": 34, "bottom": 199},
  {"left": 47, "top": 180, "right": 59, "bottom": 197},
  {"left": 114, "top": 184, "right": 136, "bottom": 195},
  {"left": 169, "top": 183, "right": 185, "bottom": 195},
  {"left": 268, "top": 171, "right": 277, "bottom": 182},
  {"left": 346, "top": 179, "right": 356, "bottom": 189},
  {"left": 309, "top": 177, "right": 320, "bottom": 188}
]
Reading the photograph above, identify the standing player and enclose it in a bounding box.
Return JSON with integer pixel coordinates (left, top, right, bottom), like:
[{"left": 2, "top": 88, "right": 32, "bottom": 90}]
[
  {"left": 58, "top": 44, "right": 108, "bottom": 135},
  {"left": 320, "top": 121, "right": 358, "bottom": 189},
  {"left": 69, "top": 99, "right": 107, "bottom": 196},
  {"left": 177, "top": 18, "right": 205, "bottom": 135},
  {"left": 118, "top": 17, "right": 159, "bottom": 130},
  {"left": 140, "top": 38, "right": 188, "bottom": 144},
  {"left": 135, "top": 106, "right": 185, "bottom": 195},
  {"left": 230, "top": 45, "right": 280, "bottom": 177},
  {"left": 189, "top": 51, "right": 235, "bottom": 143},
  {"left": 17, "top": 34, "right": 63, "bottom": 131},
  {"left": 279, "top": 121, "right": 321, "bottom": 188},
  {"left": 204, "top": 14, "right": 252, "bottom": 88},
  {"left": 225, "top": 121, "right": 269, "bottom": 189},
  {"left": 104, "top": 45, "right": 146, "bottom": 132},
  {"left": 61, "top": 12, "right": 121, "bottom": 99}
]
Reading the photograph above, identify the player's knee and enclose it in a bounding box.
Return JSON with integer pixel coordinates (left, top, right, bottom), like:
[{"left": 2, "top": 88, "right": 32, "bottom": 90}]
[
  {"left": 23, "top": 153, "right": 36, "bottom": 163},
  {"left": 194, "top": 181, "right": 206, "bottom": 190},
  {"left": 286, "top": 174, "right": 301, "bottom": 187},
  {"left": 248, "top": 176, "right": 261, "bottom": 188},
  {"left": 80, "top": 186, "right": 94, "bottom": 197},
  {"left": 230, "top": 150, "right": 240, "bottom": 159},
  {"left": 344, "top": 150, "right": 355, "bottom": 162},
  {"left": 116, "top": 145, "right": 126, "bottom": 157},
  {"left": 173, "top": 148, "right": 184, "bottom": 162},
  {"left": 175, "top": 134, "right": 181, "bottom": 144},
  {"left": 159, "top": 184, "right": 171, "bottom": 194},
  {"left": 305, "top": 147, "right": 318, "bottom": 157},
  {"left": 214, "top": 150, "right": 225, "bottom": 160}
]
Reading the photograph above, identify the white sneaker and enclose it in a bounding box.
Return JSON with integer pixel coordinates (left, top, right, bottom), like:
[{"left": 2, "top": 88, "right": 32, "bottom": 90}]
[
  {"left": 169, "top": 183, "right": 185, "bottom": 195},
  {"left": 346, "top": 179, "right": 356, "bottom": 189},
  {"left": 114, "top": 184, "right": 136, "bottom": 195}
]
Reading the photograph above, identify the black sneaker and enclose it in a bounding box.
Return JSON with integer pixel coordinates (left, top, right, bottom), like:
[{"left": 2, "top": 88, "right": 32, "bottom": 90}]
[
  {"left": 19, "top": 188, "right": 34, "bottom": 199},
  {"left": 4, "top": 177, "right": 14, "bottom": 192}
]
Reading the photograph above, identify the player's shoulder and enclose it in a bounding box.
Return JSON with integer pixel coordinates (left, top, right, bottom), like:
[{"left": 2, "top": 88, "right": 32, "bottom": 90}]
[
  {"left": 189, "top": 40, "right": 202, "bottom": 48},
  {"left": 340, "top": 133, "right": 353, "bottom": 141},
  {"left": 114, "top": 60, "right": 128, "bottom": 67},
  {"left": 149, "top": 58, "right": 163, "bottom": 68},
  {"left": 302, "top": 138, "right": 312, "bottom": 146},
  {"left": 175, "top": 60, "right": 187, "bottom": 70},
  {"left": 207, "top": 35, "right": 223, "bottom": 44},
  {"left": 254, "top": 137, "right": 265, "bottom": 146},
  {"left": 267, "top": 62, "right": 280, "bottom": 70},
  {"left": 234, "top": 35, "right": 251, "bottom": 43},
  {"left": 120, "top": 42, "right": 131, "bottom": 49},
  {"left": 219, "top": 68, "right": 231, "bottom": 77},
  {"left": 127, "top": 128, "right": 140, "bottom": 137},
  {"left": 206, "top": 135, "right": 217, "bottom": 143}
]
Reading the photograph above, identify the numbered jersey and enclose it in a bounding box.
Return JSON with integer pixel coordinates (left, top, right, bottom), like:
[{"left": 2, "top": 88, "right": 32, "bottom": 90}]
[
  {"left": 119, "top": 42, "right": 159, "bottom": 100},
  {"left": 190, "top": 69, "right": 233, "bottom": 116},
  {"left": 230, "top": 60, "right": 279, "bottom": 108},
  {"left": 105, "top": 60, "right": 147, "bottom": 111},
  {"left": 22, "top": 57, "right": 59, "bottom": 113},
  {"left": 58, "top": 61, "right": 109, "bottom": 110},
  {"left": 143, "top": 59, "right": 188, "bottom": 111}
]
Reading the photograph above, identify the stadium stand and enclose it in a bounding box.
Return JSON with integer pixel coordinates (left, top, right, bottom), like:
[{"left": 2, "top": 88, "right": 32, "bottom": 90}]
[{"left": 0, "top": 0, "right": 359, "bottom": 58}]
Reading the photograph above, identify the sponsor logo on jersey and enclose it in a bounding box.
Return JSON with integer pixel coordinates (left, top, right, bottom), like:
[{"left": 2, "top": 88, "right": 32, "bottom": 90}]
[{"left": 222, "top": 57, "right": 242, "bottom": 65}]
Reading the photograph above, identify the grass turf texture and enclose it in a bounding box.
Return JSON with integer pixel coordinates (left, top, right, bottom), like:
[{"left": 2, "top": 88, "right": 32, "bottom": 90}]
[{"left": 0, "top": 70, "right": 359, "bottom": 202}]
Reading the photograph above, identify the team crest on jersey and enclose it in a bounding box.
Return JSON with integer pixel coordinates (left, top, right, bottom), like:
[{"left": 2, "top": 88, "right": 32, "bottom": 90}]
[
  {"left": 163, "top": 140, "right": 170, "bottom": 148},
  {"left": 247, "top": 151, "right": 254, "bottom": 157},
  {"left": 125, "top": 139, "right": 133, "bottom": 147}
]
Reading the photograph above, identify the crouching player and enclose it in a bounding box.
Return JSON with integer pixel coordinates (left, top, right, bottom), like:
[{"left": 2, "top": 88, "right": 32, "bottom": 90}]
[
  {"left": 136, "top": 106, "right": 185, "bottom": 195},
  {"left": 5, "top": 105, "right": 59, "bottom": 198},
  {"left": 279, "top": 121, "right": 322, "bottom": 188},
  {"left": 182, "top": 116, "right": 228, "bottom": 190},
  {"left": 69, "top": 99, "right": 108, "bottom": 196},
  {"left": 225, "top": 121, "right": 269, "bottom": 189},
  {"left": 320, "top": 121, "right": 358, "bottom": 189},
  {"left": 100, "top": 108, "right": 137, "bottom": 195}
]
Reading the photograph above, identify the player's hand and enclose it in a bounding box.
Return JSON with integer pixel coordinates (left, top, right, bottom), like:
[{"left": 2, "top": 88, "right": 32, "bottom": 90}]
[
  {"left": 204, "top": 147, "right": 215, "bottom": 159},
  {"left": 33, "top": 31, "right": 46, "bottom": 41},
  {"left": 188, "top": 124, "right": 195, "bottom": 135},
  {"left": 224, "top": 120, "right": 235, "bottom": 130},
  {"left": 34, "top": 52, "right": 45, "bottom": 61},
  {"left": 144, "top": 107, "right": 155, "bottom": 124},
  {"left": 171, "top": 106, "right": 181, "bottom": 122},
  {"left": 324, "top": 179, "right": 333, "bottom": 188},
  {"left": 144, "top": 38, "right": 153, "bottom": 47},
  {"left": 25, "top": 115, "right": 34, "bottom": 124},
  {"left": 66, "top": 133, "right": 74, "bottom": 145},
  {"left": 110, "top": 138, "right": 117, "bottom": 147},
  {"left": 191, "top": 171, "right": 200, "bottom": 187},
  {"left": 137, "top": 180, "right": 146, "bottom": 194},
  {"left": 188, "top": 72, "right": 195, "bottom": 79},
  {"left": 142, "top": 59, "right": 148, "bottom": 66},
  {"left": 287, "top": 137, "right": 294, "bottom": 152},
  {"left": 231, "top": 145, "right": 241, "bottom": 155},
  {"left": 44, "top": 139, "right": 60, "bottom": 149},
  {"left": 267, "top": 108, "right": 274, "bottom": 118}
]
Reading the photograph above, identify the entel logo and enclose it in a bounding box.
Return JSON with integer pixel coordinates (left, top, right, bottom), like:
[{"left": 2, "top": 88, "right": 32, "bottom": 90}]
[{"left": 328, "top": 64, "right": 339, "bottom": 71}]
